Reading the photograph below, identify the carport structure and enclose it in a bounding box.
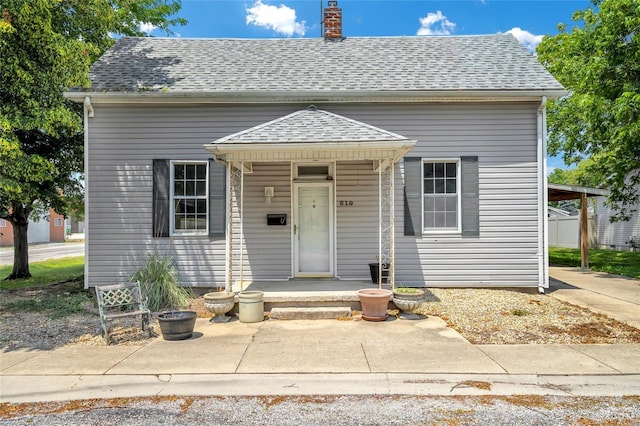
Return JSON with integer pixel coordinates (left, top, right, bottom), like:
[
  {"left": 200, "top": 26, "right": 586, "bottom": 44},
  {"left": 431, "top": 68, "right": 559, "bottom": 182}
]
[{"left": 548, "top": 183, "right": 609, "bottom": 268}]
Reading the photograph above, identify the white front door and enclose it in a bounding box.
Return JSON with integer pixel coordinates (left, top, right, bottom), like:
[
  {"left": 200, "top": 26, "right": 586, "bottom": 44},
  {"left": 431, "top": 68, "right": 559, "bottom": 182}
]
[{"left": 294, "top": 183, "right": 334, "bottom": 277}]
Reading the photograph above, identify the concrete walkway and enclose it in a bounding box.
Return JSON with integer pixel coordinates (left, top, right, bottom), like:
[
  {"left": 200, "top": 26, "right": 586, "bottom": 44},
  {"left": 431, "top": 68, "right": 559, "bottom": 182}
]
[
  {"left": 2, "top": 266, "right": 639, "bottom": 403},
  {"left": 549, "top": 266, "right": 640, "bottom": 329}
]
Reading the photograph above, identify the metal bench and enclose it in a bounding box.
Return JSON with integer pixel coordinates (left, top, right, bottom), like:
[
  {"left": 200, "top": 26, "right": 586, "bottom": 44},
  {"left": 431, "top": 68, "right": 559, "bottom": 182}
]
[{"left": 95, "top": 282, "right": 152, "bottom": 345}]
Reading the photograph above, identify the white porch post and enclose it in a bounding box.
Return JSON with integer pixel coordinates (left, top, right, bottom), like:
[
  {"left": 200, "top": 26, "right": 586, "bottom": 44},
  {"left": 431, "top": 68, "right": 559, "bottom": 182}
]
[
  {"left": 239, "top": 161, "right": 245, "bottom": 291},
  {"left": 378, "top": 161, "right": 395, "bottom": 289},
  {"left": 225, "top": 164, "right": 233, "bottom": 292},
  {"left": 226, "top": 162, "right": 244, "bottom": 292}
]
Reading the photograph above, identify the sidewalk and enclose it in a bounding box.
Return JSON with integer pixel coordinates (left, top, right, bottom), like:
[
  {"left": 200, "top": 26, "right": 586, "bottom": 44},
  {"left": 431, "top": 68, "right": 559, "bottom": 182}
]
[
  {"left": 2, "top": 316, "right": 640, "bottom": 402},
  {"left": 2, "top": 266, "right": 639, "bottom": 403}
]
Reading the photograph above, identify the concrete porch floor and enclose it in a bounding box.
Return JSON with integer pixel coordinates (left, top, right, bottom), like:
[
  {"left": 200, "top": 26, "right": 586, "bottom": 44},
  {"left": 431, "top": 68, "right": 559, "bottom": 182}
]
[
  {"left": 224, "top": 279, "right": 390, "bottom": 311},
  {"left": 234, "top": 278, "right": 383, "bottom": 292}
]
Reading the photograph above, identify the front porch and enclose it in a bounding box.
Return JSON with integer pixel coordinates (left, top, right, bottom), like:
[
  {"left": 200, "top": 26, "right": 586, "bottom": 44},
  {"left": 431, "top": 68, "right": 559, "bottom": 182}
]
[
  {"left": 204, "top": 106, "right": 417, "bottom": 292},
  {"left": 226, "top": 278, "right": 389, "bottom": 313}
]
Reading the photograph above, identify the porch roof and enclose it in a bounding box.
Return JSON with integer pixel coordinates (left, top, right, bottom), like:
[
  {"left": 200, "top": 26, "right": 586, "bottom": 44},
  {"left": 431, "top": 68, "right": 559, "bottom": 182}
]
[
  {"left": 548, "top": 183, "right": 609, "bottom": 201},
  {"left": 204, "top": 107, "right": 416, "bottom": 163}
]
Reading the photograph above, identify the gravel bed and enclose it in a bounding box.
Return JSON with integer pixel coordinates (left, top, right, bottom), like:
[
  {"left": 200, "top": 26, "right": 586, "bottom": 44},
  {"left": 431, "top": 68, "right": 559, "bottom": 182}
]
[
  {"left": 1, "top": 284, "right": 639, "bottom": 350},
  {"left": 1, "top": 395, "right": 639, "bottom": 425},
  {"left": 416, "top": 288, "right": 640, "bottom": 344}
]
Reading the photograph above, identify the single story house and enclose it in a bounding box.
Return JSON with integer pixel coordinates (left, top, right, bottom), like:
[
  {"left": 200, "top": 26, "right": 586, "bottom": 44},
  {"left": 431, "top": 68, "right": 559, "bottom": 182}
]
[{"left": 65, "top": 3, "right": 565, "bottom": 292}]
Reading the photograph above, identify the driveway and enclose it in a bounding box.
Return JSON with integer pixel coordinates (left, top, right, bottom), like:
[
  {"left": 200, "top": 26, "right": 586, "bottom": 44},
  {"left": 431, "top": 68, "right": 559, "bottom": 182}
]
[{"left": 548, "top": 266, "right": 640, "bottom": 329}]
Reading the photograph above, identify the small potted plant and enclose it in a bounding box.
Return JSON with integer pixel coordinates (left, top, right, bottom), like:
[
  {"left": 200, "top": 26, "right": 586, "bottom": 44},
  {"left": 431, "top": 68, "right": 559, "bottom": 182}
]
[
  {"left": 368, "top": 256, "right": 389, "bottom": 284},
  {"left": 392, "top": 286, "right": 426, "bottom": 319},
  {"left": 129, "top": 251, "right": 196, "bottom": 340}
]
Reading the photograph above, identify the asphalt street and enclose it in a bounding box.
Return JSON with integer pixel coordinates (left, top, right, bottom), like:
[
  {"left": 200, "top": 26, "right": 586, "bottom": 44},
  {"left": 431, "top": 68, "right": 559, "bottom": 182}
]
[{"left": 0, "top": 242, "right": 84, "bottom": 266}]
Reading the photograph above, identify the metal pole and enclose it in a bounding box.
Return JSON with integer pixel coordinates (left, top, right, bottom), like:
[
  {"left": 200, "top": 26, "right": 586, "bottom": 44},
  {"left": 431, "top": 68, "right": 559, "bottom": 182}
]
[{"left": 320, "top": 0, "right": 323, "bottom": 38}]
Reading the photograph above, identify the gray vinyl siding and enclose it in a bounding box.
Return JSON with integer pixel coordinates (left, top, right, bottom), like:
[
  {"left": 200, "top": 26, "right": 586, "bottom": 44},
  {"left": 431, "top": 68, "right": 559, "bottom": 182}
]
[
  {"left": 86, "top": 102, "right": 542, "bottom": 288},
  {"left": 325, "top": 103, "right": 541, "bottom": 287},
  {"left": 86, "top": 105, "right": 302, "bottom": 287},
  {"left": 235, "top": 162, "right": 292, "bottom": 280},
  {"left": 336, "top": 161, "right": 379, "bottom": 279}
]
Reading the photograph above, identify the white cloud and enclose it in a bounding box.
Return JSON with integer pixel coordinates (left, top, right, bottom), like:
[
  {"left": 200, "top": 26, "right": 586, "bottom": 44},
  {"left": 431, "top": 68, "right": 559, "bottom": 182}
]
[
  {"left": 417, "top": 11, "right": 456, "bottom": 36},
  {"left": 246, "top": 0, "right": 305, "bottom": 37},
  {"left": 138, "top": 22, "right": 157, "bottom": 35},
  {"left": 505, "top": 27, "right": 543, "bottom": 53}
]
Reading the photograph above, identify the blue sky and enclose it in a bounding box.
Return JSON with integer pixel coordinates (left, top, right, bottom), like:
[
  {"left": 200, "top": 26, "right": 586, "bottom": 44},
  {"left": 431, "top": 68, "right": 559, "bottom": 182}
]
[{"left": 143, "top": 0, "right": 595, "bottom": 172}]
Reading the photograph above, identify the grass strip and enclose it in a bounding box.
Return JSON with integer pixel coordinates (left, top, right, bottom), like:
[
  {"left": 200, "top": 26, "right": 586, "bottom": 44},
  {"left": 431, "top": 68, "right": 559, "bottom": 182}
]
[
  {"left": 0, "top": 256, "right": 84, "bottom": 290},
  {"left": 548, "top": 247, "right": 640, "bottom": 279}
]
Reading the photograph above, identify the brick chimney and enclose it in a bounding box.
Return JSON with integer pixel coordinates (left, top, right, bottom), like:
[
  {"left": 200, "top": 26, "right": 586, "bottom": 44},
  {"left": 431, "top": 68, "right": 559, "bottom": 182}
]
[{"left": 324, "top": 0, "right": 343, "bottom": 41}]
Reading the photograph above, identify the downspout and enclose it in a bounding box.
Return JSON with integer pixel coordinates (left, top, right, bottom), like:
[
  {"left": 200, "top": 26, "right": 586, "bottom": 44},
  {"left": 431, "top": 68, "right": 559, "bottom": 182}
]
[
  {"left": 83, "top": 97, "right": 94, "bottom": 289},
  {"left": 537, "top": 96, "right": 548, "bottom": 293}
]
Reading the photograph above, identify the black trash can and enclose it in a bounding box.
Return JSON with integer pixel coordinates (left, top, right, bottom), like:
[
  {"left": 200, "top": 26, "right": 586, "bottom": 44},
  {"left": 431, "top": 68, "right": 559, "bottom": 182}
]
[{"left": 368, "top": 263, "right": 389, "bottom": 284}]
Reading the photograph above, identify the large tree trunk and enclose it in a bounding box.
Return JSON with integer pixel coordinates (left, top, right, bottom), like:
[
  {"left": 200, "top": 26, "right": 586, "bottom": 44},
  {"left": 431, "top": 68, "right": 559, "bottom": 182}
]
[{"left": 7, "top": 204, "right": 32, "bottom": 280}]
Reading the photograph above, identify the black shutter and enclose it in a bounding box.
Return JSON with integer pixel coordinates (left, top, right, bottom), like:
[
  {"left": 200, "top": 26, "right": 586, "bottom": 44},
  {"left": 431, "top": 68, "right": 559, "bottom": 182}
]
[
  {"left": 209, "top": 160, "right": 226, "bottom": 238},
  {"left": 403, "top": 157, "right": 422, "bottom": 236},
  {"left": 461, "top": 156, "right": 480, "bottom": 237},
  {"left": 152, "top": 159, "right": 170, "bottom": 238}
]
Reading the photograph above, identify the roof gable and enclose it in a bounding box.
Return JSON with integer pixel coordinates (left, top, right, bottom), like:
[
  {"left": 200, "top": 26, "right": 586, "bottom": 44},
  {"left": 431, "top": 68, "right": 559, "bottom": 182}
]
[
  {"left": 205, "top": 107, "right": 416, "bottom": 163},
  {"left": 84, "top": 35, "right": 564, "bottom": 97},
  {"left": 214, "top": 106, "right": 410, "bottom": 144}
]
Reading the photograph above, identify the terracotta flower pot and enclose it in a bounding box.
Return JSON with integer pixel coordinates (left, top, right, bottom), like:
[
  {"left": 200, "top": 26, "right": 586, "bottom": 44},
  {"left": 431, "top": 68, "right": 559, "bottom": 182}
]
[{"left": 357, "top": 289, "right": 392, "bottom": 321}]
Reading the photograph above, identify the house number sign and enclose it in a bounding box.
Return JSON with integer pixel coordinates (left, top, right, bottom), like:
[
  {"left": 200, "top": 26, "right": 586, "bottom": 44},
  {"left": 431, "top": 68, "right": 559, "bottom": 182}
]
[{"left": 338, "top": 200, "right": 354, "bottom": 207}]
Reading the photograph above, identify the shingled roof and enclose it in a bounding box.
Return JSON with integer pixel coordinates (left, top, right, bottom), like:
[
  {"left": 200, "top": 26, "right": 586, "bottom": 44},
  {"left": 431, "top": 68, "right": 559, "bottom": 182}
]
[
  {"left": 214, "top": 106, "right": 411, "bottom": 145},
  {"left": 79, "top": 35, "right": 564, "bottom": 99}
]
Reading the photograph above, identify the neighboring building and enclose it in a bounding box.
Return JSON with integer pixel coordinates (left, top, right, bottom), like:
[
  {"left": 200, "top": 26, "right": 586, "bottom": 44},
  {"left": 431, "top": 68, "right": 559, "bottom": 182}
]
[
  {"left": 595, "top": 180, "right": 640, "bottom": 251},
  {"left": 0, "top": 209, "right": 66, "bottom": 247},
  {"left": 65, "top": 3, "right": 565, "bottom": 291}
]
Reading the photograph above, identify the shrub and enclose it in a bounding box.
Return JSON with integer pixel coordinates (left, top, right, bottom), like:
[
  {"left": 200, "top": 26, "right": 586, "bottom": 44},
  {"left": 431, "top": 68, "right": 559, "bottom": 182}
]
[{"left": 128, "top": 251, "right": 193, "bottom": 312}]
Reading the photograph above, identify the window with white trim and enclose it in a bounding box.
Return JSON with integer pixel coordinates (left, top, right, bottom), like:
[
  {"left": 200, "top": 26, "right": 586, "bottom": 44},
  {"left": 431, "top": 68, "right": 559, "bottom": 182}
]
[
  {"left": 0, "top": 219, "right": 6, "bottom": 228},
  {"left": 423, "top": 160, "right": 460, "bottom": 232},
  {"left": 171, "top": 161, "right": 209, "bottom": 235},
  {"left": 54, "top": 218, "right": 63, "bottom": 227}
]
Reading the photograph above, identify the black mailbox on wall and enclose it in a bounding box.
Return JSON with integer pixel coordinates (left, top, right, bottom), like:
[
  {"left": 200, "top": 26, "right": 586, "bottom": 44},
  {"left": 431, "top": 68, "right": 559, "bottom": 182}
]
[{"left": 267, "top": 214, "right": 287, "bottom": 226}]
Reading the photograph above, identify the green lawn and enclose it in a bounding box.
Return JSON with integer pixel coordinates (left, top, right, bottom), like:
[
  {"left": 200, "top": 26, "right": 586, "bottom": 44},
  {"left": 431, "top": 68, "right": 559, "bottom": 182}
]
[
  {"left": 0, "top": 256, "right": 84, "bottom": 290},
  {"left": 549, "top": 247, "right": 640, "bottom": 279}
]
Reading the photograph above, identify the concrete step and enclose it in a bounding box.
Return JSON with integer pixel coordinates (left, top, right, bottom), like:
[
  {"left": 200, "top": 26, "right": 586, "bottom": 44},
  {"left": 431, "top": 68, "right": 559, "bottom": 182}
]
[
  {"left": 269, "top": 306, "right": 352, "bottom": 320},
  {"left": 263, "top": 291, "right": 362, "bottom": 311}
]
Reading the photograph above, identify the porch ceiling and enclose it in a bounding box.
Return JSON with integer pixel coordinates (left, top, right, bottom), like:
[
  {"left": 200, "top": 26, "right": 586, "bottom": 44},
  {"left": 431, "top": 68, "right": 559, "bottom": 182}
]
[
  {"left": 548, "top": 183, "right": 609, "bottom": 201},
  {"left": 203, "top": 106, "right": 416, "bottom": 163}
]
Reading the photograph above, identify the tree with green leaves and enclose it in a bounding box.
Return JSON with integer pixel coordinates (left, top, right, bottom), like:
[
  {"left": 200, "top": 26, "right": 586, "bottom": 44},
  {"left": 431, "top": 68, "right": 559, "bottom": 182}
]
[
  {"left": 0, "top": 0, "right": 185, "bottom": 279},
  {"left": 537, "top": 0, "right": 639, "bottom": 222}
]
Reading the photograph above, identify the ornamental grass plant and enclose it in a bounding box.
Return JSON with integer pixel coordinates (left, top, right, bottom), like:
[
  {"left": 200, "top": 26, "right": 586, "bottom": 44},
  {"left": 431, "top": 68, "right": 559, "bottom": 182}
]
[{"left": 128, "top": 251, "right": 193, "bottom": 312}]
